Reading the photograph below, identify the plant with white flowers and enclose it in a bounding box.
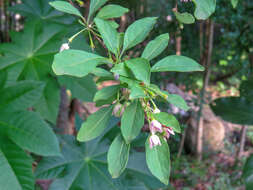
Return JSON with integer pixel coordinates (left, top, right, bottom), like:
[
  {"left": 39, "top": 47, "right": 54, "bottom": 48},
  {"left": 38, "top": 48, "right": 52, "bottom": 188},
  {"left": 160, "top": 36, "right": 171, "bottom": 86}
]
[{"left": 50, "top": 0, "right": 215, "bottom": 185}]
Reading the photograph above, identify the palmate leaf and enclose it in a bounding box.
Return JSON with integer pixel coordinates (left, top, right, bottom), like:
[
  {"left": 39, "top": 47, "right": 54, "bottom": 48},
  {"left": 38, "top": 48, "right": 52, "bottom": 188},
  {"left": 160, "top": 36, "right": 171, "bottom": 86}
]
[
  {"left": 0, "top": 21, "right": 65, "bottom": 123},
  {"left": 9, "top": 0, "right": 75, "bottom": 24},
  {"left": 35, "top": 135, "right": 165, "bottom": 190},
  {"left": 0, "top": 111, "right": 60, "bottom": 156},
  {"left": 0, "top": 81, "right": 44, "bottom": 112},
  {"left": 0, "top": 135, "right": 34, "bottom": 190}
]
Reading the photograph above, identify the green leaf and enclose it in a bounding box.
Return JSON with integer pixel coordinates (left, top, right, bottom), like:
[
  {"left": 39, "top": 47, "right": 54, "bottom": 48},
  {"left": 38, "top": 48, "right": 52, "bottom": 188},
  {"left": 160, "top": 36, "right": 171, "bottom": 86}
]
[
  {"left": 92, "top": 68, "right": 113, "bottom": 77},
  {"left": 174, "top": 12, "right": 195, "bottom": 24},
  {"left": 107, "top": 20, "right": 120, "bottom": 29},
  {"left": 88, "top": 0, "right": 108, "bottom": 21},
  {"left": 211, "top": 97, "right": 253, "bottom": 125},
  {"left": 0, "top": 111, "right": 61, "bottom": 156},
  {"left": 49, "top": 1, "right": 83, "bottom": 18},
  {"left": 243, "top": 154, "right": 253, "bottom": 190},
  {"left": 77, "top": 106, "right": 113, "bottom": 142},
  {"left": 0, "top": 135, "right": 34, "bottom": 190},
  {"left": 108, "top": 134, "right": 130, "bottom": 178},
  {"left": 231, "top": 0, "right": 239, "bottom": 8},
  {"left": 165, "top": 92, "right": 189, "bottom": 111},
  {"left": 123, "top": 17, "right": 157, "bottom": 52},
  {"left": 153, "top": 112, "right": 181, "bottom": 133},
  {"left": 0, "top": 21, "right": 64, "bottom": 123},
  {"left": 10, "top": 0, "right": 75, "bottom": 24},
  {"left": 151, "top": 55, "right": 204, "bottom": 72},
  {"left": 93, "top": 85, "right": 120, "bottom": 106},
  {"left": 119, "top": 76, "right": 147, "bottom": 99},
  {"left": 141, "top": 33, "right": 170, "bottom": 61},
  {"left": 97, "top": 4, "right": 129, "bottom": 19},
  {"left": 111, "top": 62, "right": 134, "bottom": 78},
  {"left": 36, "top": 135, "right": 164, "bottom": 190},
  {"left": 0, "top": 70, "right": 7, "bottom": 90},
  {"left": 0, "top": 81, "right": 44, "bottom": 112},
  {"left": 240, "top": 78, "right": 253, "bottom": 101},
  {"left": 58, "top": 75, "right": 97, "bottom": 102},
  {"left": 193, "top": 0, "right": 216, "bottom": 20},
  {"left": 125, "top": 58, "right": 151, "bottom": 85},
  {"left": 94, "top": 18, "right": 119, "bottom": 55},
  {"left": 145, "top": 137, "right": 171, "bottom": 185},
  {"left": 121, "top": 100, "right": 144, "bottom": 143},
  {"left": 52, "top": 49, "right": 109, "bottom": 77}
]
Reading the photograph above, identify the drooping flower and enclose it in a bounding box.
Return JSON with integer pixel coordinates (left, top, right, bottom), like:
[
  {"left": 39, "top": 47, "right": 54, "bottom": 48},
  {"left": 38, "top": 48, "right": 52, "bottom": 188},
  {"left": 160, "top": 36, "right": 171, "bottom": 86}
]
[
  {"left": 59, "top": 43, "right": 70, "bottom": 52},
  {"left": 149, "top": 134, "right": 161, "bottom": 149},
  {"left": 164, "top": 127, "right": 175, "bottom": 139},
  {"left": 150, "top": 119, "right": 163, "bottom": 134}
]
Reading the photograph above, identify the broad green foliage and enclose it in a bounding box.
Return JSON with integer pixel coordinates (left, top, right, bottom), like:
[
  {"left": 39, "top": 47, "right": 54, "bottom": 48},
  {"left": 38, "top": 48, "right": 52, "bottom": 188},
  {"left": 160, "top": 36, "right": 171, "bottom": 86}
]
[
  {"left": 166, "top": 93, "right": 190, "bottom": 111},
  {"left": 141, "top": 33, "right": 170, "bottom": 61},
  {"left": 52, "top": 49, "right": 110, "bottom": 77},
  {"left": 153, "top": 112, "right": 181, "bottom": 133},
  {"left": 243, "top": 155, "right": 253, "bottom": 190},
  {"left": 0, "top": 21, "right": 64, "bottom": 123},
  {"left": 121, "top": 100, "right": 145, "bottom": 143},
  {"left": 88, "top": 0, "right": 108, "bottom": 22},
  {"left": 193, "top": 0, "right": 216, "bottom": 20},
  {"left": 151, "top": 55, "right": 204, "bottom": 72},
  {"left": 0, "top": 135, "right": 34, "bottom": 190},
  {"left": 0, "top": 111, "right": 60, "bottom": 156},
  {"left": 125, "top": 58, "right": 151, "bottom": 85},
  {"left": 97, "top": 4, "right": 129, "bottom": 19},
  {"left": 49, "top": 1, "right": 83, "bottom": 18},
  {"left": 36, "top": 135, "right": 164, "bottom": 190},
  {"left": 49, "top": 0, "right": 208, "bottom": 183},
  {"left": 58, "top": 75, "right": 97, "bottom": 102},
  {"left": 123, "top": 17, "right": 157, "bottom": 52},
  {"left": 108, "top": 134, "right": 130, "bottom": 178},
  {"left": 94, "top": 85, "right": 120, "bottom": 106},
  {"left": 9, "top": 0, "right": 74, "bottom": 24},
  {"left": 174, "top": 12, "right": 195, "bottom": 24},
  {"left": 77, "top": 106, "right": 114, "bottom": 142},
  {"left": 94, "top": 18, "right": 119, "bottom": 55},
  {"left": 146, "top": 137, "right": 171, "bottom": 185},
  {"left": 211, "top": 97, "right": 253, "bottom": 125}
]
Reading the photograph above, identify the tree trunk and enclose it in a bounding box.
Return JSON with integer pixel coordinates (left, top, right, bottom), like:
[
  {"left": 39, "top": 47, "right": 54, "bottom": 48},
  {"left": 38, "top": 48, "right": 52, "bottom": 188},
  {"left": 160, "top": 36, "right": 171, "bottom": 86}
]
[
  {"left": 237, "top": 125, "right": 247, "bottom": 159},
  {"left": 196, "top": 20, "right": 214, "bottom": 161}
]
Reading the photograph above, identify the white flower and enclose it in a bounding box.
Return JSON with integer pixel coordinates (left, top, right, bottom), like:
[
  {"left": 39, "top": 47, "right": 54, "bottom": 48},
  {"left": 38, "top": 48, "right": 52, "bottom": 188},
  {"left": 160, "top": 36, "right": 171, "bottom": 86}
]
[
  {"left": 149, "top": 134, "right": 161, "bottom": 149},
  {"left": 60, "top": 43, "right": 70, "bottom": 52},
  {"left": 153, "top": 108, "right": 161, "bottom": 114},
  {"left": 150, "top": 120, "right": 163, "bottom": 134}
]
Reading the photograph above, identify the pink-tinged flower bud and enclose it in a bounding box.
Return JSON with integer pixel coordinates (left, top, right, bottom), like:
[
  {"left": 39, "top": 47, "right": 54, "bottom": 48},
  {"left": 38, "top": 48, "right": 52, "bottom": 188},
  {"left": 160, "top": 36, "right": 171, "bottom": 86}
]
[
  {"left": 149, "top": 134, "right": 161, "bottom": 149},
  {"left": 60, "top": 43, "right": 70, "bottom": 52},
  {"left": 164, "top": 127, "right": 175, "bottom": 139},
  {"left": 153, "top": 108, "right": 161, "bottom": 114},
  {"left": 150, "top": 120, "right": 163, "bottom": 134}
]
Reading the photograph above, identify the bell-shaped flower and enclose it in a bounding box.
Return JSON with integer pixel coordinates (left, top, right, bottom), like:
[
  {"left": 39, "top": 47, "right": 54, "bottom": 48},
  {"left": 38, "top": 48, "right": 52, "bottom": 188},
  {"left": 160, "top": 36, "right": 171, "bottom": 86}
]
[
  {"left": 149, "top": 134, "right": 161, "bottom": 149},
  {"left": 164, "top": 127, "right": 175, "bottom": 139},
  {"left": 150, "top": 119, "right": 163, "bottom": 134}
]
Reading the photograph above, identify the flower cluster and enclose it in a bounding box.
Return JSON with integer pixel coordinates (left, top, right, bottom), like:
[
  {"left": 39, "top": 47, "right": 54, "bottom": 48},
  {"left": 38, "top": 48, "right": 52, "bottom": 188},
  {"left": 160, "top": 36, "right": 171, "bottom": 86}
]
[{"left": 148, "top": 108, "right": 175, "bottom": 149}]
